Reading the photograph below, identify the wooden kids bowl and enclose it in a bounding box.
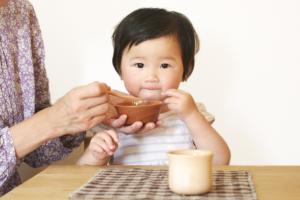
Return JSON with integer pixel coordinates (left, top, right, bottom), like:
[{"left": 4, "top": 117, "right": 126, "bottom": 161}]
[{"left": 114, "top": 100, "right": 163, "bottom": 125}]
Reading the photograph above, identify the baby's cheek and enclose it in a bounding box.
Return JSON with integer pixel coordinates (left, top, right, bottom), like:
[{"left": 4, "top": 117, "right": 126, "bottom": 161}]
[
  {"left": 124, "top": 81, "right": 140, "bottom": 96},
  {"left": 161, "top": 78, "right": 181, "bottom": 91},
  {"left": 162, "top": 82, "right": 179, "bottom": 92}
]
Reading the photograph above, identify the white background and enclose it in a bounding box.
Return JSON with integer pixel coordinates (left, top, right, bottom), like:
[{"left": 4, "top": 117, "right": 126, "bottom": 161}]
[{"left": 30, "top": 0, "right": 300, "bottom": 165}]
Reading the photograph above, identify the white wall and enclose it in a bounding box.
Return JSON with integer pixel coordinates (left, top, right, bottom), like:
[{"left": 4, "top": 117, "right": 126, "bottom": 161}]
[{"left": 30, "top": 0, "right": 300, "bottom": 165}]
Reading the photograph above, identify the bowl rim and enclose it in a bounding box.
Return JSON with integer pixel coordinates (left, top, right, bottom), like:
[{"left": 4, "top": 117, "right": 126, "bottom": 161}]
[{"left": 114, "top": 100, "right": 163, "bottom": 108}]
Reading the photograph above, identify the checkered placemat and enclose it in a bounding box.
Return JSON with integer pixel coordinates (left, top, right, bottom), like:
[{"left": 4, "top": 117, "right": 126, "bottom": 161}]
[{"left": 69, "top": 168, "right": 257, "bottom": 200}]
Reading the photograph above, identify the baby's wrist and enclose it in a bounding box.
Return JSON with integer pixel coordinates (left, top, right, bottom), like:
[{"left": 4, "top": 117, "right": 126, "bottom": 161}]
[{"left": 77, "top": 149, "right": 110, "bottom": 166}]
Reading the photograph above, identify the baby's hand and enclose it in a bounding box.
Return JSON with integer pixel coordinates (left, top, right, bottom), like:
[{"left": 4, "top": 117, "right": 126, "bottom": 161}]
[
  {"left": 77, "top": 130, "right": 119, "bottom": 166},
  {"left": 162, "top": 89, "right": 198, "bottom": 120},
  {"left": 89, "top": 130, "right": 119, "bottom": 160},
  {"left": 105, "top": 114, "right": 160, "bottom": 134}
]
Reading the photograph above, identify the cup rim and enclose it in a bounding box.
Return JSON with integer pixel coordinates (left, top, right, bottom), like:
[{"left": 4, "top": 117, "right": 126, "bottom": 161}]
[{"left": 167, "top": 149, "right": 213, "bottom": 157}]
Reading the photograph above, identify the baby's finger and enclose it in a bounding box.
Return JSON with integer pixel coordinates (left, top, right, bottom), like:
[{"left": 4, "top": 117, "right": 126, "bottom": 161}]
[
  {"left": 91, "top": 135, "right": 113, "bottom": 155},
  {"left": 137, "top": 122, "right": 156, "bottom": 134},
  {"left": 164, "top": 96, "right": 179, "bottom": 104},
  {"left": 156, "top": 120, "right": 163, "bottom": 126},
  {"left": 161, "top": 89, "right": 180, "bottom": 97},
  {"left": 100, "top": 131, "right": 117, "bottom": 150},
  {"left": 105, "top": 129, "right": 119, "bottom": 144},
  {"left": 164, "top": 102, "right": 178, "bottom": 111},
  {"left": 110, "top": 114, "right": 127, "bottom": 128},
  {"left": 91, "top": 145, "right": 113, "bottom": 161},
  {"left": 118, "top": 121, "right": 143, "bottom": 134},
  {"left": 91, "top": 148, "right": 106, "bottom": 160}
]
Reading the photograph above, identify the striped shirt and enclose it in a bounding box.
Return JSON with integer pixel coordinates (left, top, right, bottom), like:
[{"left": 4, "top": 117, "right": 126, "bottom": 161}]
[{"left": 92, "top": 103, "right": 214, "bottom": 165}]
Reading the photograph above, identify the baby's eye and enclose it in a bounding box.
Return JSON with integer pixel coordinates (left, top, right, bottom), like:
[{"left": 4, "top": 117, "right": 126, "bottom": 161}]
[
  {"left": 160, "top": 63, "right": 170, "bottom": 69},
  {"left": 134, "top": 63, "right": 144, "bottom": 68}
]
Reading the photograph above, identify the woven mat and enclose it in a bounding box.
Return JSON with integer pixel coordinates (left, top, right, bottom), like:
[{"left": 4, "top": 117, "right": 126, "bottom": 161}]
[{"left": 69, "top": 168, "right": 257, "bottom": 200}]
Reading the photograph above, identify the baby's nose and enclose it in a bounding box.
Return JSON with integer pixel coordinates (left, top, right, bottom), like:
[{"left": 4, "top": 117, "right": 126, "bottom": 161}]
[
  {"left": 145, "top": 75, "right": 159, "bottom": 82},
  {"left": 145, "top": 68, "right": 159, "bottom": 82}
]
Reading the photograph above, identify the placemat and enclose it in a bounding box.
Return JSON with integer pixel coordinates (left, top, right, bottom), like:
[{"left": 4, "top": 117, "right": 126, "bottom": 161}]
[{"left": 69, "top": 168, "right": 257, "bottom": 200}]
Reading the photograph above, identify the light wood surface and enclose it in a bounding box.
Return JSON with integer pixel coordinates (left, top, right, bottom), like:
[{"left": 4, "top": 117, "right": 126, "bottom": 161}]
[{"left": 2, "top": 165, "right": 300, "bottom": 199}]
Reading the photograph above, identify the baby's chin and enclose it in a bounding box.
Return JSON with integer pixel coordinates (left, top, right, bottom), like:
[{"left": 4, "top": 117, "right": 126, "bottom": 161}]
[{"left": 138, "top": 89, "right": 162, "bottom": 101}]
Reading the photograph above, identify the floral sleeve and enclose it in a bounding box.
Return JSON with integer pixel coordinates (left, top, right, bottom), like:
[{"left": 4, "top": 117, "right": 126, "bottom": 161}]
[
  {"left": 29, "top": 0, "right": 50, "bottom": 113},
  {"left": 23, "top": 4, "right": 86, "bottom": 168},
  {"left": 24, "top": 133, "right": 85, "bottom": 168},
  {"left": 0, "top": 126, "right": 17, "bottom": 191}
]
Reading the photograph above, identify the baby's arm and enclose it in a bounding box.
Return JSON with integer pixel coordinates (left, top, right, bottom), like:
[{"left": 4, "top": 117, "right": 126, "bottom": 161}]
[
  {"left": 76, "top": 130, "right": 119, "bottom": 166},
  {"left": 163, "top": 89, "right": 231, "bottom": 165}
]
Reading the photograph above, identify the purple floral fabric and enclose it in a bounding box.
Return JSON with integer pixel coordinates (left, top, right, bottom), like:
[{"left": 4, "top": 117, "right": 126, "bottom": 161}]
[{"left": 0, "top": 0, "right": 84, "bottom": 196}]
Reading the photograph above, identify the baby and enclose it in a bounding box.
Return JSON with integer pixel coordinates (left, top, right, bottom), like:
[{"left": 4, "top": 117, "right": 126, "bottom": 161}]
[{"left": 77, "top": 8, "right": 230, "bottom": 166}]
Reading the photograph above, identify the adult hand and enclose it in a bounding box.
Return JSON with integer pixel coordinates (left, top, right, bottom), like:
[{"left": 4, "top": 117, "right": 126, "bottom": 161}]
[{"left": 48, "top": 82, "right": 110, "bottom": 138}]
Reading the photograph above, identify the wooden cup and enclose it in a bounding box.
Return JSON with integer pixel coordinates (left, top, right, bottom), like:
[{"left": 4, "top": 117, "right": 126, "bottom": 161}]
[{"left": 168, "top": 149, "right": 213, "bottom": 195}]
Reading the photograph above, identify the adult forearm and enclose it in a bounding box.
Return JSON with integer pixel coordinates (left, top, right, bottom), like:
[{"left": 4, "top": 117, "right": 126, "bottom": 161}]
[
  {"left": 9, "top": 82, "right": 110, "bottom": 159},
  {"left": 184, "top": 111, "right": 231, "bottom": 165},
  {"left": 9, "top": 107, "right": 57, "bottom": 159}
]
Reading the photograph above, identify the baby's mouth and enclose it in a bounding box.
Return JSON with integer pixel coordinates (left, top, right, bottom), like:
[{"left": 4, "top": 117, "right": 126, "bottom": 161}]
[{"left": 138, "top": 89, "right": 162, "bottom": 100}]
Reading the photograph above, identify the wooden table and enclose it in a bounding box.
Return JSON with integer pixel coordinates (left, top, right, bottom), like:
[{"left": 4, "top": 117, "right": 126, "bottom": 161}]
[{"left": 2, "top": 165, "right": 300, "bottom": 200}]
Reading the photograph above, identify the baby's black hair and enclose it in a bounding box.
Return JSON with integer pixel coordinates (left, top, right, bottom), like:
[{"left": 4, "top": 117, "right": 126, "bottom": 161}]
[{"left": 112, "top": 8, "right": 199, "bottom": 81}]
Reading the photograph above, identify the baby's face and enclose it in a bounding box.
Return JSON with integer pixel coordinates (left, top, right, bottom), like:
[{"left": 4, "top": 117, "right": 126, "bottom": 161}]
[{"left": 120, "top": 35, "right": 184, "bottom": 100}]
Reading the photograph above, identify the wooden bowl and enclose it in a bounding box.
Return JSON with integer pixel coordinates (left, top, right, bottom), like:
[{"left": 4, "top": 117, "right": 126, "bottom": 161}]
[{"left": 114, "top": 100, "right": 162, "bottom": 125}]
